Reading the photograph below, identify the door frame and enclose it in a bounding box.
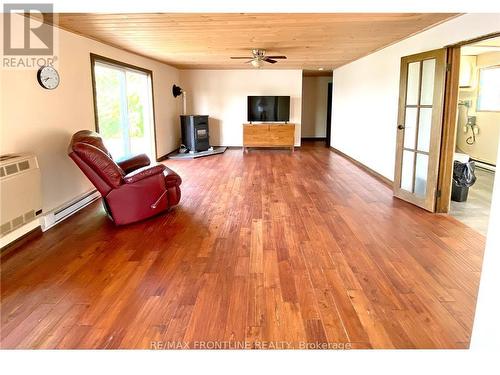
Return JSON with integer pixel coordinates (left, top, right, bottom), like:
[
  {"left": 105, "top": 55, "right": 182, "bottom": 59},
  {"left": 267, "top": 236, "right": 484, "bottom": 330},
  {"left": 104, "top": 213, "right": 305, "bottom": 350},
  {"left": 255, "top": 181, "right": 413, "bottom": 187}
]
[
  {"left": 325, "top": 81, "right": 333, "bottom": 148},
  {"left": 393, "top": 48, "right": 447, "bottom": 212},
  {"left": 435, "top": 32, "right": 500, "bottom": 213},
  {"left": 89, "top": 53, "right": 159, "bottom": 161}
]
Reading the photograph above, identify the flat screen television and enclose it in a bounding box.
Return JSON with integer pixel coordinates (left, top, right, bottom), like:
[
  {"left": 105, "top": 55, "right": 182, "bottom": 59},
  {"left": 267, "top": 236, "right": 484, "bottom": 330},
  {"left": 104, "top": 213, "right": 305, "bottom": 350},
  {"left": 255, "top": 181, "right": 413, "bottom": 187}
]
[{"left": 247, "top": 96, "right": 290, "bottom": 122}]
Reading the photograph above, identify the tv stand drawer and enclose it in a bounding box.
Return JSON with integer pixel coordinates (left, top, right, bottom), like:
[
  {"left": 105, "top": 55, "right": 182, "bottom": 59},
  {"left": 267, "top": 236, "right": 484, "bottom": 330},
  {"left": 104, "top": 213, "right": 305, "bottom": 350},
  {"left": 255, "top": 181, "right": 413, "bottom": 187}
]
[
  {"left": 268, "top": 124, "right": 295, "bottom": 145},
  {"left": 243, "top": 123, "right": 295, "bottom": 148}
]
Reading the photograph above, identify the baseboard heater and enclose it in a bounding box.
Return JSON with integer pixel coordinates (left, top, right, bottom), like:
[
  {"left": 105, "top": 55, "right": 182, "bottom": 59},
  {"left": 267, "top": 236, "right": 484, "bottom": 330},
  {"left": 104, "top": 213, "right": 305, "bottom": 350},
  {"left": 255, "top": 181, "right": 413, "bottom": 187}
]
[
  {"left": 41, "top": 190, "right": 100, "bottom": 231},
  {"left": 472, "top": 159, "right": 496, "bottom": 173}
]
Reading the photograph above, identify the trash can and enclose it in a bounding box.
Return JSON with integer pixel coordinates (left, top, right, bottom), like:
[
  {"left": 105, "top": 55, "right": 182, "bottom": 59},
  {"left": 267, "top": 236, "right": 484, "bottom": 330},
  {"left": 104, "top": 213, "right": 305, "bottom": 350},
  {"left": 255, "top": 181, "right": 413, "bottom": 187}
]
[
  {"left": 451, "top": 160, "right": 476, "bottom": 202},
  {"left": 451, "top": 181, "right": 470, "bottom": 202}
]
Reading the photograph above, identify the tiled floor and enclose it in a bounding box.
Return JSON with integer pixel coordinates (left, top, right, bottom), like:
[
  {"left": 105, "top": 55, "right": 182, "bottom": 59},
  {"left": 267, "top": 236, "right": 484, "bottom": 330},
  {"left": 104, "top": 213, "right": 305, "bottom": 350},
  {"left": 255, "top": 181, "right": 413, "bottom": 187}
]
[{"left": 450, "top": 167, "right": 496, "bottom": 236}]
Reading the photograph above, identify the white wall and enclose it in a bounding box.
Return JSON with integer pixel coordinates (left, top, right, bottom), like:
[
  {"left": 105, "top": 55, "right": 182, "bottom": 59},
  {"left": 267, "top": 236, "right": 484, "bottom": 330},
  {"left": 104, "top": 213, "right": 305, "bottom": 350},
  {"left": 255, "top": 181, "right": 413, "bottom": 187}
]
[
  {"left": 301, "top": 76, "right": 332, "bottom": 138},
  {"left": 471, "top": 136, "right": 500, "bottom": 350},
  {"left": 0, "top": 15, "right": 181, "bottom": 214},
  {"left": 179, "top": 69, "right": 303, "bottom": 146},
  {"left": 331, "top": 13, "right": 500, "bottom": 181},
  {"left": 456, "top": 52, "right": 500, "bottom": 165}
]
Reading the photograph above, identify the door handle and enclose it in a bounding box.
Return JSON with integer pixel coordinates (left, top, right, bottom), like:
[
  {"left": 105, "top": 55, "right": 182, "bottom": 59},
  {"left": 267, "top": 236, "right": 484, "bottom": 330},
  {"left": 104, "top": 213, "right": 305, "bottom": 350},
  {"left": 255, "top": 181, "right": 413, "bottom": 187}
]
[{"left": 397, "top": 125, "right": 405, "bottom": 130}]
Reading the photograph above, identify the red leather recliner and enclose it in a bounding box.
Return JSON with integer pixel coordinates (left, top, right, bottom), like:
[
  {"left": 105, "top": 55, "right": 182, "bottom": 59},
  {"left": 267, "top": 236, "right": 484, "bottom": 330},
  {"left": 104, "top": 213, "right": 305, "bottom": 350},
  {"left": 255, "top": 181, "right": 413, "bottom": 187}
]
[{"left": 68, "top": 130, "right": 181, "bottom": 225}]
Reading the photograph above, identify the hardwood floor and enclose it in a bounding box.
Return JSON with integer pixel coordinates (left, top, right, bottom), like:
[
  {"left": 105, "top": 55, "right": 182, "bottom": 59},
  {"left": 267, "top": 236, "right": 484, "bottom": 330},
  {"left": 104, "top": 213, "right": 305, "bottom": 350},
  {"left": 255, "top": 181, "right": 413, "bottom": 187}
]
[{"left": 0, "top": 142, "right": 485, "bottom": 349}]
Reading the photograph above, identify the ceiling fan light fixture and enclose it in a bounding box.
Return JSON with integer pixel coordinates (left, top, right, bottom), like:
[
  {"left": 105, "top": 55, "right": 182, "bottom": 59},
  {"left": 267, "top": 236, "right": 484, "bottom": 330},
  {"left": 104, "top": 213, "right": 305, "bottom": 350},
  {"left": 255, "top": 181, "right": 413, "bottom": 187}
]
[
  {"left": 251, "top": 59, "right": 264, "bottom": 68},
  {"left": 231, "top": 49, "right": 286, "bottom": 67}
]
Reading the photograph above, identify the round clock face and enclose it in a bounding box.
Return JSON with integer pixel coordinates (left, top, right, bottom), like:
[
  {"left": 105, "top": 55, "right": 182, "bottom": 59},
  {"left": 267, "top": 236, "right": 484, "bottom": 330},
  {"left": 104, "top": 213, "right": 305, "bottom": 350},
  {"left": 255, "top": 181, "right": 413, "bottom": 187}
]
[{"left": 37, "top": 66, "right": 60, "bottom": 90}]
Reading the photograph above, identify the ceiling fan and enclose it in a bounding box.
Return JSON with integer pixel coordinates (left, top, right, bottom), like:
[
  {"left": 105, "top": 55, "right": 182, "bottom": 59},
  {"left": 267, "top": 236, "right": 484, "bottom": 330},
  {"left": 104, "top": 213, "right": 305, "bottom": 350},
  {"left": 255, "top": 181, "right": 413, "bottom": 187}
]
[{"left": 230, "top": 49, "right": 287, "bottom": 68}]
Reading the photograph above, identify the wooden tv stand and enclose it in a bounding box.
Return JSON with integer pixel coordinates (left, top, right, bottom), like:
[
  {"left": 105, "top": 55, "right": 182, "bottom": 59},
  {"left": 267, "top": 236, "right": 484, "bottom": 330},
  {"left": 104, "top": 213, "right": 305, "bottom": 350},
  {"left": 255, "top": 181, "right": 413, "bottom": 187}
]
[{"left": 243, "top": 123, "right": 295, "bottom": 152}]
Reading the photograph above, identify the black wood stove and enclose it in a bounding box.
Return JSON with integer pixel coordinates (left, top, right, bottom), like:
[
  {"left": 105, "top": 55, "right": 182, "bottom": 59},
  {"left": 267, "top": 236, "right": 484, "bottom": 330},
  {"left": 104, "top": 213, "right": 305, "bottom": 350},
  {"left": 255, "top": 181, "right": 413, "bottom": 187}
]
[{"left": 180, "top": 115, "right": 210, "bottom": 153}]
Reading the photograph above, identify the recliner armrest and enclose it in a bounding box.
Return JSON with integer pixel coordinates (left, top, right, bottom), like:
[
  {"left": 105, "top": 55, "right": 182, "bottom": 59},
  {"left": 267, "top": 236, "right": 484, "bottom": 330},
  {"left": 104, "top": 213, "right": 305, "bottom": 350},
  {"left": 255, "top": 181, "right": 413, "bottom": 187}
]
[
  {"left": 163, "top": 166, "right": 182, "bottom": 187},
  {"left": 117, "top": 154, "right": 151, "bottom": 174},
  {"left": 124, "top": 164, "right": 166, "bottom": 184}
]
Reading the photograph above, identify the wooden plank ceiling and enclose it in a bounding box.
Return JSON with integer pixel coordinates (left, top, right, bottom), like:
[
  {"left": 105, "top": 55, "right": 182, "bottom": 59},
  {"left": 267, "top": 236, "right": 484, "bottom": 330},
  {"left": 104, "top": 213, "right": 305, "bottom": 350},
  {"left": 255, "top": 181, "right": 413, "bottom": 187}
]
[{"left": 52, "top": 13, "right": 458, "bottom": 70}]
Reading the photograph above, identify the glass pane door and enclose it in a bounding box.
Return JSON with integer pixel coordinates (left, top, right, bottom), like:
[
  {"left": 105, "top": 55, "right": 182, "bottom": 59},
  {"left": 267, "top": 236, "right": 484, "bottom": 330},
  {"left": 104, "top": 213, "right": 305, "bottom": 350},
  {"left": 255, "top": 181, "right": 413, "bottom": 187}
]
[
  {"left": 93, "top": 61, "right": 155, "bottom": 161},
  {"left": 399, "top": 58, "right": 434, "bottom": 197},
  {"left": 394, "top": 49, "right": 446, "bottom": 212}
]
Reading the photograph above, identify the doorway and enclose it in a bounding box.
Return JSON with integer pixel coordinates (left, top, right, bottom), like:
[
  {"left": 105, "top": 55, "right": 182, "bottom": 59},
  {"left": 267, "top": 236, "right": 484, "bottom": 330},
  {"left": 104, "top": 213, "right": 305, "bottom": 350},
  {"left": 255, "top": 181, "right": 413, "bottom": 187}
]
[
  {"left": 91, "top": 54, "right": 156, "bottom": 161},
  {"left": 326, "top": 81, "right": 333, "bottom": 148},
  {"left": 393, "top": 35, "right": 500, "bottom": 236},
  {"left": 447, "top": 36, "right": 500, "bottom": 235},
  {"left": 301, "top": 71, "right": 333, "bottom": 147}
]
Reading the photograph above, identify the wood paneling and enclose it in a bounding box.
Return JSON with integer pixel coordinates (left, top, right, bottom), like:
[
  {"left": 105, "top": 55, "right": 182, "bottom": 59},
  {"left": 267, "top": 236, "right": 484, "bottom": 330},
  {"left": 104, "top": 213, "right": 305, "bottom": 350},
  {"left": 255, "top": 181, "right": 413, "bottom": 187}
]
[
  {"left": 0, "top": 142, "right": 484, "bottom": 349},
  {"left": 44, "top": 13, "right": 458, "bottom": 70}
]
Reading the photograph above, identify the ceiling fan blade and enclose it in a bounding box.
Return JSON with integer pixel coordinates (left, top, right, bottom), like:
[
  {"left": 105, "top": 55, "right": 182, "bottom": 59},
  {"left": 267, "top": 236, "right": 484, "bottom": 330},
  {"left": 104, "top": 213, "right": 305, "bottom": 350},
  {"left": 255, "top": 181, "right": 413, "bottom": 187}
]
[
  {"left": 245, "top": 59, "right": 255, "bottom": 63},
  {"left": 230, "top": 56, "right": 252, "bottom": 59},
  {"left": 265, "top": 56, "right": 287, "bottom": 59},
  {"left": 263, "top": 58, "right": 277, "bottom": 64}
]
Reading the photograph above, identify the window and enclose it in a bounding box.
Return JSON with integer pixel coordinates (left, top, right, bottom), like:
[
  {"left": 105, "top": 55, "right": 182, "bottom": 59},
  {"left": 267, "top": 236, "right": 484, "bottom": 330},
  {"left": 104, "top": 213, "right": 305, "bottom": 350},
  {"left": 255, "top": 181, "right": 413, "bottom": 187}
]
[
  {"left": 477, "top": 66, "right": 500, "bottom": 112},
  {"left": 91, "top": 54, "right": 156, "bottom": 161}
]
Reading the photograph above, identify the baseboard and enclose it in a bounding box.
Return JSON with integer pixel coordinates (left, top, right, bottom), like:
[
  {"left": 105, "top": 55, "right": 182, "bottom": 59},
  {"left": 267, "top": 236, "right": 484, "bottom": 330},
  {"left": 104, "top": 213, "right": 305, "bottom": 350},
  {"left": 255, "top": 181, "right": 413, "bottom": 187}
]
[
  {"left": 301, "top": 137, "right": 326, "bottom": 141},
  {"left": 157, "top": 150, "right": 177, "bottom": 162},
  {"left": 157, "top": 144, "right": 184, "bottom": 162},
  {"left": 206, "top": 145, "right": 244, "bottom": 150},
  {"left": 41, "top": 190, "right": 100, "bottom": 231},
  {"left": 329, "top": 147, "right": 393, "bottom": 187},
  {"left": 473, "top": 160, "right": 496, "bottom": 173},
  {"left": 157, "top": 150, "right": 176, "bottom": 162}
]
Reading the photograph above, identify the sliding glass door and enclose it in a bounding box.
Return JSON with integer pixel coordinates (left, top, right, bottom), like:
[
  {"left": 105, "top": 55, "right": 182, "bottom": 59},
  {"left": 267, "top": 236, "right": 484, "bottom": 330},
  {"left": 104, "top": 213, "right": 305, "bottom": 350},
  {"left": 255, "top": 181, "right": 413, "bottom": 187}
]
[{"left": 92, "top": 57, "right": 155, "bottom": 161}]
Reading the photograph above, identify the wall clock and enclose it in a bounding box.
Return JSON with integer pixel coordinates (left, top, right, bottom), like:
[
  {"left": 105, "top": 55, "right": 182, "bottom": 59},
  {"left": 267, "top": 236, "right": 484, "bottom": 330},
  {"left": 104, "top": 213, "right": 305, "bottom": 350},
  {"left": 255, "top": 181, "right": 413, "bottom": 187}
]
[{"left": 37, "top": 66, "right": 60, "bottom": 90}]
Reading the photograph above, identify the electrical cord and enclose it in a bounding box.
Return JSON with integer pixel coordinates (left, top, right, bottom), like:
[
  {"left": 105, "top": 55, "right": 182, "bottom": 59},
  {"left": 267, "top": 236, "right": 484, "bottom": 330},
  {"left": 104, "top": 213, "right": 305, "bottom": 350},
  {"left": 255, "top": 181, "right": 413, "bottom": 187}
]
[
  {"left": 466, "top": 130, "right": 476, "bottom": 145},
  {"left": 458, "top": 100, "right": 477, "bottom": 145}
]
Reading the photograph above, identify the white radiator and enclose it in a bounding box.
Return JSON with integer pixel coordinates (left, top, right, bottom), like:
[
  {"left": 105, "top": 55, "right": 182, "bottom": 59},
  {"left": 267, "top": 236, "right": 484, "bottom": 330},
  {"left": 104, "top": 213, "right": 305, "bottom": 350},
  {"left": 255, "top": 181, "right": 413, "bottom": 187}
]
[{"left": 0, "top": 153, "right": 42, "bottom": 238}]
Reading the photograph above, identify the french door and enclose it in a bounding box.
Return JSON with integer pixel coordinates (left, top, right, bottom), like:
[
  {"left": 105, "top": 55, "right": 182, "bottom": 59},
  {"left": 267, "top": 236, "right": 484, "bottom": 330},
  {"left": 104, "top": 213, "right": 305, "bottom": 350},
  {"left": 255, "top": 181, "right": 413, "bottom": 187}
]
[
  {"left": 393, "top": 49, "right": 447, "bottom": 212},
  {"left": 92, "top": 56, "right": 155, "bottom": 161}
]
